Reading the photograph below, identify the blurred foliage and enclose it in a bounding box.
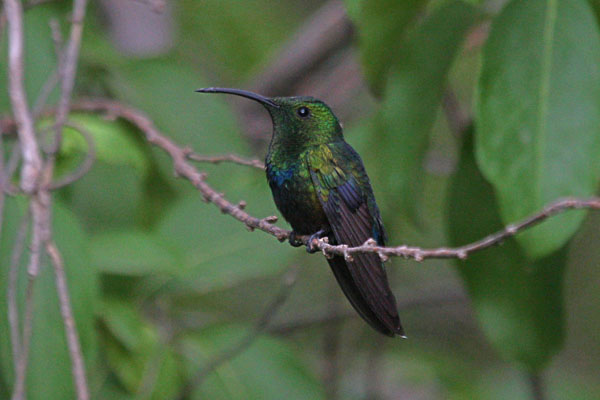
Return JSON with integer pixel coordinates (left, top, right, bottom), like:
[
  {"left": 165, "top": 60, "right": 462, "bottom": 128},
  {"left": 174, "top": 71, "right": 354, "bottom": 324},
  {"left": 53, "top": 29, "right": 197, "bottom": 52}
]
[{"left": 1, "top": 0, "right": 600, "bottom": 399}]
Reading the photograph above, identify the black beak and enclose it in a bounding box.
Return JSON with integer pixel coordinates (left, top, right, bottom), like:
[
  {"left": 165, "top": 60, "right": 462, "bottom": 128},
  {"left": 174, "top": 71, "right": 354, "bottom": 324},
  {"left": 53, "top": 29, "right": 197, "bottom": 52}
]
[{"left": 196, "top": 87, "right": 279, "bottom": 108}]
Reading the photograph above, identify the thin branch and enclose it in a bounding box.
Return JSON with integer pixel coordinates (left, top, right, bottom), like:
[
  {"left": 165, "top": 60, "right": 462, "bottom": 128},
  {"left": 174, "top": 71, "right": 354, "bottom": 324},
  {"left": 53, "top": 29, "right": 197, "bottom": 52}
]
[
  {"left": 187, "top": 153, "right": 264, "bottom": 170},
  {"left": 45, "top": 240, "right": 89, "bottom": 400},
  {"left": 12, "top": 194, "right": 46, "bottom": 400},
  {"left": 46, "top": 121, "right": 96, "bottom": 190},
  {"left": 63, "top": 100, "right": 600, "bottom": 262},
  {"left": 177, "top": 265, "right": 299, "bottom": 399},
  {"left": 41, "top": 1, "right": 90, "bottom": 399},
  {"left": 313, "top": 197, "right": 600, "bottom": 262},
  {"left": 32, "top": 69, "right": 59, "bottom": 120},
  {"left": 70, "top": 98, "right": 290, "bottom": 241},
  {"left": 50, "top": 0, "right": 87, "bottom": 154},
  {"left": 5, "top": 0, "right": 43, "bottom": 193}
]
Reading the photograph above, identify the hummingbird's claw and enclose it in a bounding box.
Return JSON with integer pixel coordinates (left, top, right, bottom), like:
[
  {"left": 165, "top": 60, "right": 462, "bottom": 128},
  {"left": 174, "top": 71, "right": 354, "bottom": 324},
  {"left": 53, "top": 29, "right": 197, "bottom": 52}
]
[
  {"left": 306, "top": 229, "right": 327, "bottom": 253},
  {"left": 288, "top": 231, "right": 303, "bottom": 247}
]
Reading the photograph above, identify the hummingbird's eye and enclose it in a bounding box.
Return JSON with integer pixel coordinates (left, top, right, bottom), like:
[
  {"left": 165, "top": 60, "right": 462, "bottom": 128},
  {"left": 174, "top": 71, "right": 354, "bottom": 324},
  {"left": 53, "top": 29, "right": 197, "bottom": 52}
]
[{"left": 297, "top": 106, "right": 310, "bottom": 118}]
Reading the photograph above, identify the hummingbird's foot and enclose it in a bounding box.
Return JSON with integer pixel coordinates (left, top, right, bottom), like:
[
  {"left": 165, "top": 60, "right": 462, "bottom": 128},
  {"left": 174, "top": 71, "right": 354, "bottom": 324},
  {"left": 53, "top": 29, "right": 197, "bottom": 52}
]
[
  {"left": 306, "top": 229, "right": 327, "bottom": 253},
  {"left": 288, "top": 231, "right": 303, "bottom": 247}
]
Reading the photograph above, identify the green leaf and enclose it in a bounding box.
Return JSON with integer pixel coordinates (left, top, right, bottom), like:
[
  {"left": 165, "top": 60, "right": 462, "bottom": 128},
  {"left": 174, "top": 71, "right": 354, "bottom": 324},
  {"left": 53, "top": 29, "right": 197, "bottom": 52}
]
[
  {"left": 448, "top": 134, "right": 567, "bottom": 371},
  {"left": 179, "top": 325, "right": 325, "bottom": 400},
  {"left": 58, "top": 113, "right": 150, "bottom": 173},
  {"left": 101, "top": 299, "right": 182, "bottom": 398},
  {"left": 90, "top": 230, "right": 179, "bottom": 276},
  {"left": 0, "top": 197, "right": 99, "bottom": 399},
  {"left": 475, "top": 0, "right": 600, "bottom": 258},
  {"left": 372, "top": 1, "right": 477, "bottom": 221},
  {"left": 344, "top": 0, "right": 428, "bottom": 94}
]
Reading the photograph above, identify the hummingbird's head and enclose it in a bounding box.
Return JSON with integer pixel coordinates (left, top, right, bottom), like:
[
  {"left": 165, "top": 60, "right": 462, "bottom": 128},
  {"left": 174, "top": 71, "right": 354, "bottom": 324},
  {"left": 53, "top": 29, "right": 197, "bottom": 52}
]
[{"left": 196, "top": 88, "right": 343, "bottom": 151}]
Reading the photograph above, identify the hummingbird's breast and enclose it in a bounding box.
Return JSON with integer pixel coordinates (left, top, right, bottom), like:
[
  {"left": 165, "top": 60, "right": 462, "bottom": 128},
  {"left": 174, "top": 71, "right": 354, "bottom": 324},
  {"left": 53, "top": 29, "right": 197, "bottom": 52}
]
[{"left": 265, "top": 158, "right": 328, "bottom": 234}]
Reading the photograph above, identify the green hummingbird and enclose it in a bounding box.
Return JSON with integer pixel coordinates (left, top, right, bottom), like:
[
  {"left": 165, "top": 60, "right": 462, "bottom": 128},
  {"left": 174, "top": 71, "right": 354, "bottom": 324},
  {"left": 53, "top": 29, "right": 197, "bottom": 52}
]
[{"left": 197, "top": 87, "right": 405, "bottom": 337}]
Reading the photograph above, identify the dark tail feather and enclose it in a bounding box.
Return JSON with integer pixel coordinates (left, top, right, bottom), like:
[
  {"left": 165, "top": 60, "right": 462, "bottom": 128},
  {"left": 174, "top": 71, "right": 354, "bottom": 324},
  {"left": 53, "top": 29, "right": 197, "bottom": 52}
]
[{"left": 327, "top": 256, "right": 405, "bottom": 337}]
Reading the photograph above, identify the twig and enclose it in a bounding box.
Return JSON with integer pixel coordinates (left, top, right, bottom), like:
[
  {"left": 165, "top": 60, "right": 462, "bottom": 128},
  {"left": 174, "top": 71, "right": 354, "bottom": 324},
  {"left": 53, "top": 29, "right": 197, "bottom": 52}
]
[
  {"left": 51, "top": 0, "right": 87, "bottom": 154},
  {"left": 46, "top": 121, "right": 96, "bottom": 190},
  {"left": 69, "top": 98, "right": 291, "bottom": 241},
  {"left": 177, "top": 265, "right": 299, "bottom": 399},
  {"left": 187, "top": 153, "right": 264, "bottom": 170},
  {"left": 5, "top": 0, "right": 43, "bottom": 193},
  {"left": 31, "top": 18, "right": 62, "bottom": 121},
  {"left": 45, "top": 240, "right": 89, "bottom": 400},
  {"left": 32, "top": 69, "right": 60, "bottom": 120},
  {"left": 62, "top": 100, "right": 600, "bottom": 262},
  {"left": 5, "top": 1, "right": 46, "bottom": 396},
  {"left": 12, "top": 198, "right": 45, "bottom": 400},
  {"left": 41, "top": 1, "right": 90, "bottom": 398},
  {"left": 314, "top": 197, "right": 600, "bottom": 261}
]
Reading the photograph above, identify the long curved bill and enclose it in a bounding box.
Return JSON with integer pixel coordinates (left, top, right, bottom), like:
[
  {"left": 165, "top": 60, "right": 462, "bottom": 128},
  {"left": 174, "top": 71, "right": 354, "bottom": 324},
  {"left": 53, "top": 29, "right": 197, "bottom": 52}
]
[{"left": 196, "top": 87, "right": 279, "bottom": 108}]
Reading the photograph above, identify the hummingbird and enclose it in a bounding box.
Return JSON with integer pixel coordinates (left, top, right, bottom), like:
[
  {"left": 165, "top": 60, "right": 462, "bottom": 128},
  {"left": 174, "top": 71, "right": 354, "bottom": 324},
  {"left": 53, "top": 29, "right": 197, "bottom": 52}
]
[{"left": 197, "top": 88, "right": 405, "bottom": 337}]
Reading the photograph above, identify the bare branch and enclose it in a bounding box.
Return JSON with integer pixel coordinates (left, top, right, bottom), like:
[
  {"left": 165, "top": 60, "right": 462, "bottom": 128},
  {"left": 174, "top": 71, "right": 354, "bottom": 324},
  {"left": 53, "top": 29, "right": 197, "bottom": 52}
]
[
  {"left": 313, "top": 197, "right": 600, "bottom": 262},
  {"left": 46, "top": 240, "right": 89, "bottom": 400},
  {"left": 64, "top": 99, "right": 600, "bottom": 262},
  {"left": 5, "top": 0, "right": 43, "bottom": 193},
  {"left": 50, "top": 0, "right": 87, "bottom": 154},
  {"left": 12, "top": 193, "right": 47, "bottom": 400},
  {"left": 187, "top": 152, "right": 264, "bottom": 170},
  {"left": 70, "top": 98, "right": 291, "bottom": 241},
  {"left": 177, "top": 265, "right": 299, "bottom": 399},
  {"left": 40, "top": 1, "right": 90, "bottom": 398}
]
